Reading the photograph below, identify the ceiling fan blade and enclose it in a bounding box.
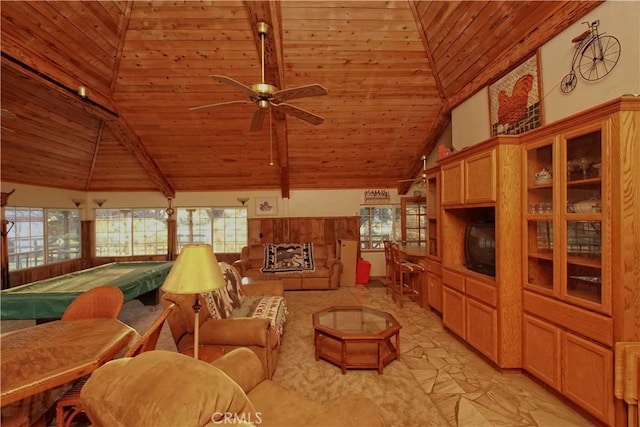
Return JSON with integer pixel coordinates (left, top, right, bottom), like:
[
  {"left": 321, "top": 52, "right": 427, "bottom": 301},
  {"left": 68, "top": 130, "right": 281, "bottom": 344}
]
[
  {"left": 211, "top": 75, "right": 258, "bottom": 98},
  {"left": 189, "top": 100, "right": 253, "bottom": 112},
  {"left": 275, "top": 103, "right": 324, "bottom": 125},
  {"left": 250, "top": 108, "right": 267, "bottom": 132},
  {"left": 273, "top": 84, "right": 328, "bottom": 102}
]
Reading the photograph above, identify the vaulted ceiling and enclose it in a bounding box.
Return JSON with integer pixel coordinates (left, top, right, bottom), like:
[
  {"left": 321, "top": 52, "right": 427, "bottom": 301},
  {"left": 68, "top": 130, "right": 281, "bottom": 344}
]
[{"left": 0, "top": 1, "right": 600, "bottom": 198}]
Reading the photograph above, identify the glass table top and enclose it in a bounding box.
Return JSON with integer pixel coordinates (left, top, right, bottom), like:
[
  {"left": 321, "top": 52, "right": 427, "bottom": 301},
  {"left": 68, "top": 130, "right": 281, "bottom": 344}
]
[{"left": 315, "top": 306, "right": 398, "bottom": 335}]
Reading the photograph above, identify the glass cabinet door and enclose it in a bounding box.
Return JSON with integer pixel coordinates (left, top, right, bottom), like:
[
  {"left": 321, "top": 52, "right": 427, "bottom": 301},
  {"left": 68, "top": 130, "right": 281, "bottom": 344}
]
[
  {"left": 562, "top": 127, "right": 606, "bottom": 310},
  {"left": 426, "top": 173, "right": 440, "bottom": 258},
  {"left": 401, "top": 196, "right": 426, "bottom": 246},
  {"left": 524, "top": 140, "right": 555, "bottom": 294}
]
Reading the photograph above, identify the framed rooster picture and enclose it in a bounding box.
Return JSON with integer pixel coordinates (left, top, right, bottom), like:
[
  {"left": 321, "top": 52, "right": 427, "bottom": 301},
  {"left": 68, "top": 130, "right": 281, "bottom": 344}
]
[{"left": 489, "top": 53, "right": 543, "bottom": 136}]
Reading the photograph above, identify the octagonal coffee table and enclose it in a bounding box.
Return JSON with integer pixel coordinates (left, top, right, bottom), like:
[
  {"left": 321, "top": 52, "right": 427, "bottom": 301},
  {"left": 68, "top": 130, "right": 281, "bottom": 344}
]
[{"left": 312, "top": 305, "right": 401, "bottom": 374}]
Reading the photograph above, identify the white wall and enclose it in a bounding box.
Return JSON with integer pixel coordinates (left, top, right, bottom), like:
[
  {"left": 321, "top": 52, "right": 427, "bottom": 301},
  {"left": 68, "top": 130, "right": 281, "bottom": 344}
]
[
  {"left": 451, "top": 88, "right": 491, "bottom": 150},
  {"left": 540, "top": 0, "right": 640, "bottom": 122},
  {"left": 451, "top": 0, "right": 640, "bottom": 148}
]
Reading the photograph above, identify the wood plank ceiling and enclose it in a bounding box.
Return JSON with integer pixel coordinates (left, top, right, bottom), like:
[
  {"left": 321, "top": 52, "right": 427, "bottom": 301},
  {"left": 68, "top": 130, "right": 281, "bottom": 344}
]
[{"left": 0, "top": 1, "right": 600, "bottom": 198}]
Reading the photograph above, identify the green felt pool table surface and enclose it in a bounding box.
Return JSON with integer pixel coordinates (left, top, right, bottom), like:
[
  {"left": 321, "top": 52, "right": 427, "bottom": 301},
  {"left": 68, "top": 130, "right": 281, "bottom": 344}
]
[{"left": 0, "top": 261, "right": 173, "bottom": 320}]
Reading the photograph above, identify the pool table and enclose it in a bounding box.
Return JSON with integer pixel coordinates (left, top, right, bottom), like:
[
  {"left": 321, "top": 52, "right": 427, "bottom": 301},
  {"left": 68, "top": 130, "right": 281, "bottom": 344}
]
[{"left": 0, "top": 261, "right": 173, "bottom": 320}]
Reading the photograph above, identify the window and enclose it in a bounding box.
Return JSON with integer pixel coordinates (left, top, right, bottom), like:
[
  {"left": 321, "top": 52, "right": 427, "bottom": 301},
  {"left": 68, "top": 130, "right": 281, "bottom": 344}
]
[
  {"left": 5, "top": 207, "right": 81, "bottom": 270},
  {"left": 177, "top": 207, "right": 247, "bottom": 253},
  {"left": 359, "top": 205, "right": 401, "bottom": 250},
  {"left": 95, "top": 208, "right": 168, "bottom": 256}
]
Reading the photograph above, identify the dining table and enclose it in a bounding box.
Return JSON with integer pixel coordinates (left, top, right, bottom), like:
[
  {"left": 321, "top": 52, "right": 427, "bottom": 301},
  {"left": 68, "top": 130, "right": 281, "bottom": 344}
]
[{"left": 1, "top": 318, "right": 136, "bottom": 407}]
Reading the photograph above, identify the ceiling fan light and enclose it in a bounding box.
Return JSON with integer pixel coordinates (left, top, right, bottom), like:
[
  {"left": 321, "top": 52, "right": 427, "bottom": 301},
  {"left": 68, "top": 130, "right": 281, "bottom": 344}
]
[{"left": 257, "top": 99, "right": 270, "bottom": 110}]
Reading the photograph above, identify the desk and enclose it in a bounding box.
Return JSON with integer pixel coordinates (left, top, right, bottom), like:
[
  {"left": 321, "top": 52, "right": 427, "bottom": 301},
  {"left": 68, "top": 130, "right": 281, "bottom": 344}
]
[
  {"left": 1, "top": 318, "right": 136, "bottom": 406},
  {"left": 1, "top": 261, "right": 173, "bottom": 320}
]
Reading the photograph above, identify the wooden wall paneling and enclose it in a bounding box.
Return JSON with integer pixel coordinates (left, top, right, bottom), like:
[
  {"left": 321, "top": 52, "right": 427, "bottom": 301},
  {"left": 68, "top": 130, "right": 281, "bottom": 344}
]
[{"left": 248, "top": 217, "right": 360, "bottom": 247}]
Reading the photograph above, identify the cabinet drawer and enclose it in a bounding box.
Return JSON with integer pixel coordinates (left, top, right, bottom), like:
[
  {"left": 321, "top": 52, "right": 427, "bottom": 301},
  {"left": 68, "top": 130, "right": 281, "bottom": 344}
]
[
  {"left": 465, "top": 298, "right": 497, "bottom": 362},
  {"left": 442, "top": 287, "right": 465, "bottom": 339},
  {"left": 523, "top": 315, "right": 561, "bottom": 390},
  {"left": 425, "top": 260, "right": 442, "bottom": 275},
  {"left": 442, "top": 269, "right": 465, "bottom": 292},
  {"left": 561, "top": 332, "right": 613, "bottom": 425},
  {"left": 524, "top": 291, "right": 612, "bottom": 346},
  {"left": 464, "top": 149, "right": 496, "bottom": 203},
  {"left": 465, "top": 277, "right": 497, "bottom": 307}
]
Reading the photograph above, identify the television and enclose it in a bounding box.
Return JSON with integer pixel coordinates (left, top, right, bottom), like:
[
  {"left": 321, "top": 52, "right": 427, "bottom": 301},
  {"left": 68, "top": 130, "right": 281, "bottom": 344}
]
[{"left": 465, "top": 221, "right": 496, "bottom": 277}]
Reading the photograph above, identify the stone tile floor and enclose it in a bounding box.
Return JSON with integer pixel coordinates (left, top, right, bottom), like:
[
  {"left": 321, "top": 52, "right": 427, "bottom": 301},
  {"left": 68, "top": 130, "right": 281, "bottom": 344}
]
[{"left": 349, "top": 283, "right": 596, "bottom": 427}]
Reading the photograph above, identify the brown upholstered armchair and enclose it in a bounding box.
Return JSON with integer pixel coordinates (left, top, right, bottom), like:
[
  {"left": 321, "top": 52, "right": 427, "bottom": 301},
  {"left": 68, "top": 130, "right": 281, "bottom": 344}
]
[
  {"left": 161, "top": 264, "right": 286, "bottom": 379},
  {"left": 80, "top": 349, "right": 386, "bottom": 427}
]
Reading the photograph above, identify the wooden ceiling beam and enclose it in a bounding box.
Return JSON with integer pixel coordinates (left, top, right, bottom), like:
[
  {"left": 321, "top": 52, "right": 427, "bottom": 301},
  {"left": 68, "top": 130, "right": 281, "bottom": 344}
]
[
  {"left": 0, "top": 35, "right": 118, "bottom": 117},
  {"left": 1, "top": 54, "right": 118, "bottom": 123},
  {"left": 106, "top": 117, "right": 175, "bottom": 198},
  {"left": 245, "top": 0, "right": 290, "bottom": 199}
]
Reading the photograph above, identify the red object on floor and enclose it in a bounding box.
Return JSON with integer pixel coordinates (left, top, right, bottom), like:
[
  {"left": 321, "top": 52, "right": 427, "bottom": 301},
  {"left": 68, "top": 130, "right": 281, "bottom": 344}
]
[{"left": 356, "top": 258, "right": 372, "bottom": 285}]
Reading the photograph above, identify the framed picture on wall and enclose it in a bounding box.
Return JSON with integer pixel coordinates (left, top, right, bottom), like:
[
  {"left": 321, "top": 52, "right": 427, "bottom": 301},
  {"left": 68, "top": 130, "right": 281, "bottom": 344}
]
[
  {"left": 255, "top": 197, "right": 277, "bottom": 216},
  {"left": 489, "top": 52, "right": 543, "bottom": 136}
]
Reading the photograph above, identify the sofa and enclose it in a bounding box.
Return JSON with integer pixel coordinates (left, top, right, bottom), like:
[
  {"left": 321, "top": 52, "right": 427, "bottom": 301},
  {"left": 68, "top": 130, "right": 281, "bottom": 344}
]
[
  {"left": 233, "top": 243, "right": 342, "bottom": 290},
  {"left": 162, "top": 262, "right": 286, "bottom": 379},
  {"left": 79, "top": 349, "right": 386, "bottom": 427}
]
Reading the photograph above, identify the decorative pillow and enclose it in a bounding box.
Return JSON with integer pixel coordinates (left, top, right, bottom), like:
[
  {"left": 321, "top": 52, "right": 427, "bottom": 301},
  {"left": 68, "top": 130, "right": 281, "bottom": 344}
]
[
  {"left": 202, "top": 289, "right": 229, "bottom": 320},
  {"left": 219, "top": 261, "right": 245, "bottom": 308},
  {"left": 202, "top": 262, "right": 245, "bottom": 320}
]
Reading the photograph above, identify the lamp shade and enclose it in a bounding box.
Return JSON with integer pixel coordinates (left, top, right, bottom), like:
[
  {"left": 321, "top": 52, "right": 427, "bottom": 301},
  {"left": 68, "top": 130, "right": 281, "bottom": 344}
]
[{"left": 161, "top": 244, "right": 226, "bottom": 294}]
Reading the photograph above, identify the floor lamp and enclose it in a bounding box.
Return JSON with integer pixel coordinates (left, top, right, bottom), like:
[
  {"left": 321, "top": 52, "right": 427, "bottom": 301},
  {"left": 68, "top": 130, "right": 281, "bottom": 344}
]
[{"left": 161, "top": 243, "right": 226, "bottom": 360}]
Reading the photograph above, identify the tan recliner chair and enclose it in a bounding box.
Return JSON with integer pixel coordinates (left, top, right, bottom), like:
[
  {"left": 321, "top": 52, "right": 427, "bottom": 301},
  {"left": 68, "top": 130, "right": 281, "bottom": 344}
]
[{"left": 162, "top": 277, "right": 285, "bottom": 379}]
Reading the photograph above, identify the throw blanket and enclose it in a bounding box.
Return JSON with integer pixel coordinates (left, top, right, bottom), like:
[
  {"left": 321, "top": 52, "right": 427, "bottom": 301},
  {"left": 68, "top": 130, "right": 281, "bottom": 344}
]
[
  {"left": 261, "top": 243, "right": 315, "bottom": 273},
  {"left": 230, "top": 296, "right": 288, "bottom": 339}
]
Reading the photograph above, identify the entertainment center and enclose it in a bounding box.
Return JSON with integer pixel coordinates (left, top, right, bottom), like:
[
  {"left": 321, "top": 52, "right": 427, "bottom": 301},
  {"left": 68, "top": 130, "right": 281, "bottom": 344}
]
[
  {"left": 431, "top": 96, "right": 639, "bottom": 426},
  {"left": 439, "top": 136, "right": 523, "bottom": 369}
]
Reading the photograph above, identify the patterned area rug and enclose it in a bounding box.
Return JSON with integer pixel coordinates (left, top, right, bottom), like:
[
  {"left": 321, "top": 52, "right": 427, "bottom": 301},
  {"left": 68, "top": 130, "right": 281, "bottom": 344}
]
[{"left": 273, "top": 288, "right": 450, "bottom": 427}]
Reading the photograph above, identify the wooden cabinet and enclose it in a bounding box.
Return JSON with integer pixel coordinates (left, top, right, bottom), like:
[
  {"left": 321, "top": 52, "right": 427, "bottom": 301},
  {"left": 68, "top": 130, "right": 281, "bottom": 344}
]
[
  {"left": 562, "top": 332, "right": 614, "bottom": 424},
  {"left": 464, "top": 149, "right": 496, "bottom": 204},
  {"left": 465, "top": 298, "right": 497, "bottom": 361},
  {"left": 441, "top": 160, "right": 463, "bottom": 205},
  {"left": 441, "top": 147, "right": 498, "bottom": 207},
  {"left": 523, "top": 315, "right": 561, "bottom": 390},
  {"left": 425, "top": 167, "right": 443, "bottom": 314},
  {"left": 523, "top": 313, "right": 613, "bottom": 424},
  {"left": 523, "top": 123, "right": 609, "bottom": 313},
  {"left": 442, "top": 286, "right": 465, "bottom": 338},
  {"left": 520, "top": 96, "right": 640, "bottom": 426},
  {"left": 400, "top": 196, "right": 426, "bottom": 246},
  {"left": 425, "top": 168, "right": 440, "bottom": 259},
  {"left": 426, "top": 261, "right": 443, "bottom": 313},
  {"left": 440, "top": 137, "right": 522, "bottom": 369}
]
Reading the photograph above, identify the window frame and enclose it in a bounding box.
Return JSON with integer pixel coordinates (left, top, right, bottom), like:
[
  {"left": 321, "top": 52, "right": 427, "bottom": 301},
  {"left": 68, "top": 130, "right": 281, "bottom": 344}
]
[{"left": 359, "top": 204, "right": 401, "bottom": 251}]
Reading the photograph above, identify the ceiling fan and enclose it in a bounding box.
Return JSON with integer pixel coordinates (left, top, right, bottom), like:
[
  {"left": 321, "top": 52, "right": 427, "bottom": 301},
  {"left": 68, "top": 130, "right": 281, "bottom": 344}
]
[
  {"left": 398, "top": 155, "right": 428, "bottom": 185},
  {"left": 190, "top": 22, "right": 328, "bottom": 132}
]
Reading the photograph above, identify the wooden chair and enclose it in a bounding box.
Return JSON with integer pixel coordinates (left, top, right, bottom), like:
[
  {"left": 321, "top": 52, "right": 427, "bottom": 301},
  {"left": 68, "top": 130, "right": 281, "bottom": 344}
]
[
  {"left": 383, "top": 240, "right": 394, "bottom": 294},
  {"left": 390, "top": 243, "right": 424, "bottom": 308},
  {"left": 54, "top": 303, "right": 175, "bottom": 427},
  {"left": 61, "top": 285, "right": 124, "bottom": 321}
]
